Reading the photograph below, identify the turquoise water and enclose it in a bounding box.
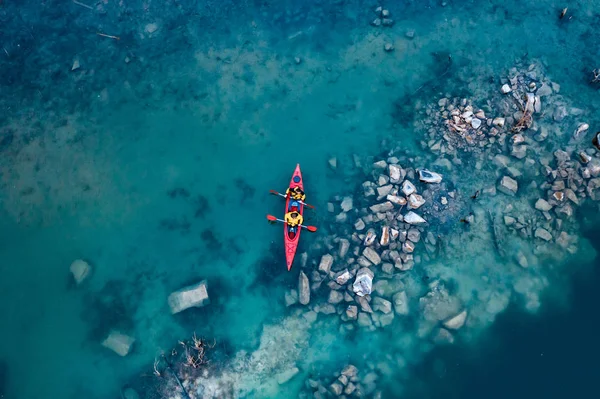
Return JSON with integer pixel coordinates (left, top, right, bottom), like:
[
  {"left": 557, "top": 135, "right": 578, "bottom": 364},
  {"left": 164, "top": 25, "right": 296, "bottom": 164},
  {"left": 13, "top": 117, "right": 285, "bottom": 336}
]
[{"left": 1, "top": 1, "right": 599, "bottom": 398}]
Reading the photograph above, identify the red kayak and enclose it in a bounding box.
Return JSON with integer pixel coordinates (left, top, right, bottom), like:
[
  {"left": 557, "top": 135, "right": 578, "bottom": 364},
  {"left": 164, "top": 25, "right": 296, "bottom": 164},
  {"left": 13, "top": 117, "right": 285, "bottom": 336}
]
[{"left": 284, "top": 164, "right": 304, "bottom": 270}]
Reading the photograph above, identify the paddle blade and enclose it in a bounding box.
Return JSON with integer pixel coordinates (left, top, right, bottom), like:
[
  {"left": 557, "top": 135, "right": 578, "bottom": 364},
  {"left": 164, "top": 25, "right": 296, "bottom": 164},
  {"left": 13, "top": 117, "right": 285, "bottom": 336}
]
[
  {"left": 269, "top": 190, "right": 279, "bottom": 195},
  {"left": 266, "top": 215, "right": 278, "bottom": 222},
  {"left": 304, "top": 203, "right": 315, "bottom": 210},
  {"left": 306, "top": 226, "right": 318, "bottom": 232}
]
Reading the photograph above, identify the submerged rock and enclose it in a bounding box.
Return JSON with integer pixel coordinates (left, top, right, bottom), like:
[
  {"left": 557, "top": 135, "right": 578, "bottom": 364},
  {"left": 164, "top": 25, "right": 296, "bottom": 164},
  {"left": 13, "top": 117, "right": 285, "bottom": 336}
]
[
  {"left": 299, "top": 271, "right": 310, "bottom": 305},
  {"left": 168, "top": 280, "right": 210, "bottom": 314},
  {"left": 319, "top": 254, "right": 334, "bottom": 273},
  {"left": 102, "top": 330, "right": 135, "bottom": 356},
  {"left": 535, "top": 199, "right": 552, "bottom": 211},
  {"left": 341, "top": 197, "right": 354, "bottom": 212},
  {"left": 276, "top": 367, "right": 299, "bottom": 384},
  {"left": 498, "top": 176, "right": 518, "bottom": 196},
  {"left": 70, "top": 259, "right": 92, "bottom": 285},
  {"left": 392, "top": 291, "right": 409, "bottom": 315},
  {"left": 353, "top": 268, "right": 374, "bottom": 297},
  {"left": 363, "top": 247, "right": 382, "bottom": 265},
  {"left": 372, "top": 297, "right": 392, "bottom": 314},
  {"left": 418, "top": 169, "right": 443, "bottom": 183},
  {"left": 370, "top": 201, "right": 394, "bottom": 213},
  {"left": 534, "top": 228, "right": 553, "bottom": 241}
]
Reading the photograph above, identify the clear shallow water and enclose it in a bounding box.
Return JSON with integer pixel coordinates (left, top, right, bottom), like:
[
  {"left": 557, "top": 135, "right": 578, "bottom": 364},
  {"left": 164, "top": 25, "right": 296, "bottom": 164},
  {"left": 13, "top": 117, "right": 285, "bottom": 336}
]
[{"left": 0, "top": 1, "right": 599, "bottom": 398}]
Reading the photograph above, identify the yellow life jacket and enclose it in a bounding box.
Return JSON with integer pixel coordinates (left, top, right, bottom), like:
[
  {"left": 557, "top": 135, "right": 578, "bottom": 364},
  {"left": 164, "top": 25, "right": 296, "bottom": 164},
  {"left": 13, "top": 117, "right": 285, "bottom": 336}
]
[{"left": 285, "top": 212, "right": 303, "bottom": 227}]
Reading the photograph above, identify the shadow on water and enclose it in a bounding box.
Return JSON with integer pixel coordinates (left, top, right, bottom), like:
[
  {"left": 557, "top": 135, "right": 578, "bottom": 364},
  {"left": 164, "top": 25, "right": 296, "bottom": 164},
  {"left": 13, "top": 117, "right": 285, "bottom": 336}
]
[{"left": 394, "top": 222, "right": 600, "bottom": 399}]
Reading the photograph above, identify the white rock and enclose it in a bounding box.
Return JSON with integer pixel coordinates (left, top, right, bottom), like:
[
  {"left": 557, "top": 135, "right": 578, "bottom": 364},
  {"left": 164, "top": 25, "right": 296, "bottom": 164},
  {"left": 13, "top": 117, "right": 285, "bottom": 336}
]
[
  {"left": 392, "top": 291, "right": 409, "bottom": 315},
  {"left": 380, "top": 226, "right": 390, "bottom": 246},
  {"left": 376, "top": 184, "right": 393, "bottom": 198},
  {"left": 492, "top": 117, "right": 505, "bottom": 127},
  {"left": 384, "top": 43, "right": 394, "bottom": 52},
  {"left": 370, "top": 201, "right": 394, "bottom": 213},
  {"left": 168, "top": 280, "right": 209, "bottom": 314},
  {"left": 535, "top": 228, "right": 552, "bottom": 241},
  {"left": 102, "top": 331, "right": 135, "bottom": 356},
  {"left": 402, "top": 241, "right": 415, "bottom": 253},
  {"left": 387, "top": 195, "right": 407, "bottom": 206},
  {"left": 373, "top": 160, "right": 387, "bottom": 169},
  {"left": 328, "top": 157, "right": 338, "bottom": 169},
  {"left": 574, "top": 123, "right": 589, "bottom": 140},
  {"left": 471, "top": 118, "right": 482, "bottom": 129},
  {"left": 443, "top": 310, "right": 467, "bottom": 330},
  {"left": 340, "top": 197, "right": 354, "bottom": 212},
  {"left": 401, "top": 180, "right": 416, "bottom": 196},
  {"left": 353, "top": 268, "right": 374, "bottom": 297},
  {"left": 363, "top": 247, "right": 381, "bottom": 265},
  {"left": 339, "top": 239, "right": 350, "bottom": 258},
  {"left": 364, "top": 230, "right": 377, "bottom": 246},
  {"left": 408, "top": 193, "right": 425, "bottom": 209},
  {"left": 70, "top": 259, "right": 91, "bottom": 285},
  {"left": 145, "top": 23, "right": 159, "bottom": 34},
  {"left": 389, "top": 164, "right": 402, "bottom": 183},
  {"left": 276, "top": 367, "right": 299, "bottom": 384},
  {"left": 404, "top": 211, "right": 426, "bottom": 225},
  {"left": 372, "top": 297, "right": 392, "bottom": 314},
  {"left": 71, "top": 59, "right": 80, "bottom": 71},
  {"left": 298, "top": 271, "right": 310, "bottom": 305},
  {"left": 498, "top": 176, "right": 518, "bottom": 196},
  {"left": 418, "top": 169, "right": 443, "bottom": 183},
  {"left": 354, "top": 218, "right": 366, "bottom": 231},
  {"left": 318, "top": 254, "right": 334, "bottom": 273},
  {"left": 501, "top": 84, "right": 512, "bottom": 94},
  {"left": 335, "top": 269, "right": 353, "bottom": 285},
  {"left": 534, "top": 199, "right": 552, "bottom": 212}
]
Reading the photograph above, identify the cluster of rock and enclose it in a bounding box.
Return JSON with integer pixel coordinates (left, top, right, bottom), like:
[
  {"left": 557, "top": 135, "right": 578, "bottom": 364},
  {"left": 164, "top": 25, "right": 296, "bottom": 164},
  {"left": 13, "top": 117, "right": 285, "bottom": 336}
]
[
  {"left": 301, "top": 365, "right": 382, "bottom": 399},
  {"left": 285, "top": 157, "right": 469, "bottom": 339}
]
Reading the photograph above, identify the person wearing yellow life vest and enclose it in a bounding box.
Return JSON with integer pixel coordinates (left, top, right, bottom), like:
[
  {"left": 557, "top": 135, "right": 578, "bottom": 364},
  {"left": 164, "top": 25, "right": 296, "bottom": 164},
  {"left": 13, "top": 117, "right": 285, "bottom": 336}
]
[
  {"left": 286, "top": 186, "right": 306, "bottom": 201},
  {"left": 284, "top": 210, "right": 303, "bottom": 228}
]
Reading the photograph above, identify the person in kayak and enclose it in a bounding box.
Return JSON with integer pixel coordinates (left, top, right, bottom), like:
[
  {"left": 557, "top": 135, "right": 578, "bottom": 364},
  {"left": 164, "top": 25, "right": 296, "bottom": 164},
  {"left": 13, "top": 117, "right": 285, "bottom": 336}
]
[
  {"left": 286, "top": 186, "right": 306, "bottom": 201},
  {"left": 285, "top": 210, "right": 303, "bottom": 228}
]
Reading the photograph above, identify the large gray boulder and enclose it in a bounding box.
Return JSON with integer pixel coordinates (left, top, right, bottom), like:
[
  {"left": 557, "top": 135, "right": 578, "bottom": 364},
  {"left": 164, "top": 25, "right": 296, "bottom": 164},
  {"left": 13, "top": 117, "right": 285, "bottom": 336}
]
[
  {"left": 168, "top": 280, "right": 210, "bottom": 314},
  {"left": 298, "top": 271, "right": 310, "bottom": 305},
  {"left": 70, "top": 259, "right": 92, "bottom": 285},
  {"left": 353, "top": 268, "right": 374, "bottom": 297},
  {"left": 102, "top": 330, "right": 135, "bottom": 356}
]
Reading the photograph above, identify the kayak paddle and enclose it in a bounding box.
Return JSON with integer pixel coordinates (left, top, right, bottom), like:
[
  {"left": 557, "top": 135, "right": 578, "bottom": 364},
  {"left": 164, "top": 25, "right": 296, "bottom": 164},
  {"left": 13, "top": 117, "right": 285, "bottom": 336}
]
[
  {"left": 269, "top": 190, "right": 315, "bottom": 209},
  {"left": 266, "top": 214, "right": 318, "bottom": 232}
]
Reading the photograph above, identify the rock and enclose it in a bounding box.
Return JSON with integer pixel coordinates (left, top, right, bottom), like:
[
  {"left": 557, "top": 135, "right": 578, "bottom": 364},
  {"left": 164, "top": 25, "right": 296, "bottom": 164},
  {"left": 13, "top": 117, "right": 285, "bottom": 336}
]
[
  {"left": 534, "top": 199, "right": 552, "bottom": 211},
  {"left": 330, "top": 382, "right": 344, "bottom": 396},
  {"left": 408, "top": 193, "right": 426, "bottom": 209},
  {"left": 328, "top": 157, "right": 338, "bottom": 170},
  {"left": 402, "top": 241, "right": 415, "bottom": 253},
  {"left": 70, "top": 259, "right": 91, "bottom": 285},
  {"left": 102, "top": 331, "right": 135, "bottom": 356},
  {"left": 404, "top": 211, "right": 426, "bottom": 225},
  {"left": 335, "top": 269, "right": 353, "bottom": 285},
  {"left": 363, "top": 247, "right": 381, "bottom": 265},
  {"left": 580, "top": 152, "right": 592, "bottom": 164},
  {"left": 145, "top": 23, "right": 159, "bottom": 34},
  {"left": 364, "top": 230, "right": 377, "bottom": 246},
  {"left": 498, "top": 176, "right": 518, "bottom": 196},
  {"left": 516, "top": 251, "right": 528, "bottom": 268},
  {"left": 285, "top": 289, "right": 298, "bottom": 306},
  {"left": 405, "top": 30, "right": 415, "bottom": 38},
  {"left": 373, "top": 160, "right": 387, "bottom": 169},
  {"left": 339, "top": 239, "right": 350, "bottom": 258},
  {"left": 318, "top": 254, "right": 334, "bottom": 273},
  {"left": 168, "top": 280, "right": 210, "bottom": 314},
  {"left": 335, "top": 212, "right": 348, "bottom": 223},
  {"left": 342, "top": 364, "right": 359, "bottom": 379},
  {"left": 471, "top": 118, "right": 482, "bottom": 129},
  {"left": 357, "top": 312, "right": 373, "bottom": 327},
  {"left": 370, "top": 201, "right": 394, "bottom": 213},
  {"left": 494, "top": 154, "right": 511, "bottom": 168},
  {"left": 418, "top": 169, "right": 443, "bottom": 183},
  {"left": 433, "top": 328, "right": 454, "bottom": 345},
  {"left": 574, "top": 123, "right": 589, "bottom": 140},
  {"left": 537, "top": 83, "right": 552, "bottom": 96},
  {"left": 401, "top": 180, "right": 416, "bottom": 196},
  {"left": 355, "top": 218, "right": 366, "bottom": 231},
  {"left": 341, "top": 197, "right": 354, "bottom": 212},
  {"left": 511, "top": 145, "right": 527, "bottom": 159},
  {"left": 387, "top": 195, "right": 407, "bottom": 206},
  {"left": 376, "top": 184, "right": 393, "bottom": 198},
  {"left": 294, "top": 56, "right": 302, "bottom": 65},
  {"left": 392, "top": 291, "right": 409, "bottom": 315},
  {"left": 553, "top": 106, "right": 568, "bottom": 121},
  {"left": 122, "top": 388, "right": 140, "bottom": 399},
  {"left": 346, "top": 305, "right": 358, "bottom": 320},
  {"left": 407, "top": 229, "right": 421, "bottom": 243},
  {"left": 353, "top": 268, "right": 374, "bottom": 297},
  {"left": 327, "top": 202, "right": 335, "bottom": 212},
  {"left": 357, "top": 296, "right": 373, "bottom": 313},
  {"left": 384, "top": 43, "right": 394, "bottom": 52},
  {"left": 371, "top": 18, "right": 382, "bottom": 27},
  {"left": 71, "top": 59, "right": 80, "bottom": 71},
  {"left": 593, "top": 132, "right": 600, "bottom": 151},
  {"left": 276, "top": 367, "right": 299, "bottom": 384},
  {"left": 372, "top": 297, "right": 392, "bottom": 314},
  {"left": 381, "top": 9, "right": 390, "bottom": 17},
  {"left": 443, "top": 310, "right": 468, "bottom": 330},
  {"left": 390, "top": 228, "right": 399, "bottom": 241},
  {"left": 382, "top": 18, "right": 394, "bottom": 26},
  {"left": 492, "top": 117, "right": 505, "bottom": 127},
  {"left": 419, "top": 281, "right": 461, "bottom": 322},
  {"left": 534, "top": 228, "right": 552, "bottom": 241},
  {"left": 501, "top": 84, "right": 512, "bottom": 94},
  {"left": 298, "top": 271, "right": 310, "bottom": 305},
  {"left": 389, "top": 164, "right": 403, "bottom": 183},
  {"left": 380, "top": 226, "right": 390, "bottom": 246},
  {"left": 328, "top": 290, "right": 344, "bottom": 305}
]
